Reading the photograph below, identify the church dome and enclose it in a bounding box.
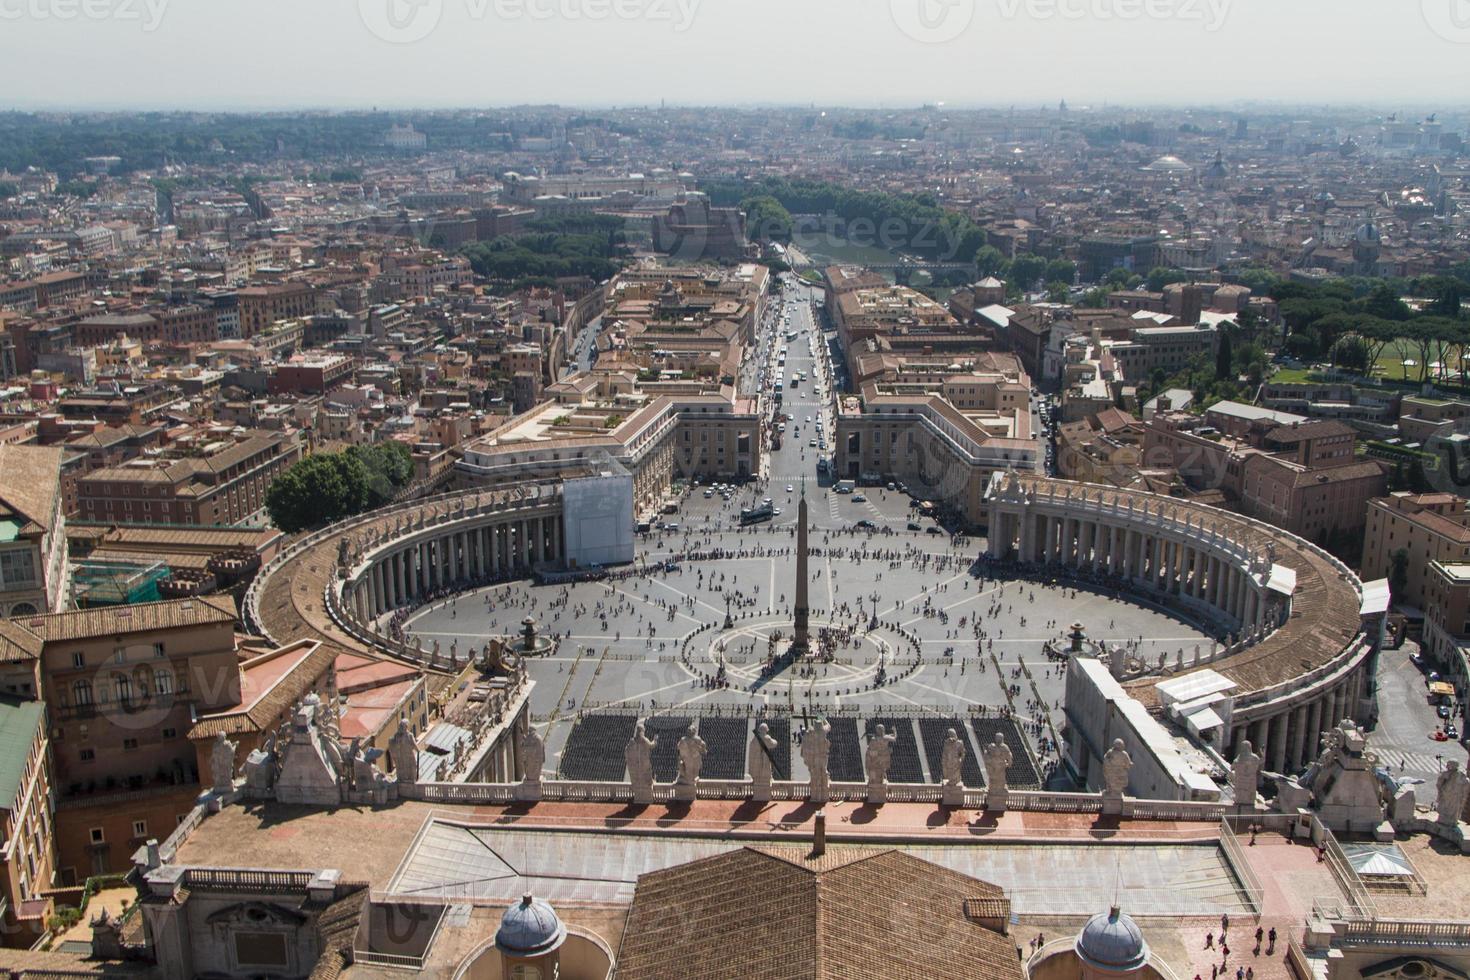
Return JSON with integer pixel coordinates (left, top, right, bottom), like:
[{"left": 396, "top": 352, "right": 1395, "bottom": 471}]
[
  {"left": 1144, "top": 155, "right": 1192, "bottom": 173},
  {"left": 1355, "top": 221, "right": 1381, "bottom": 244},
  {"left": 495, "top": 894, "right": 567, "bottom": 957},
  {"left": 1076, "top": 907, "right": 1148, "bottom": 972}
]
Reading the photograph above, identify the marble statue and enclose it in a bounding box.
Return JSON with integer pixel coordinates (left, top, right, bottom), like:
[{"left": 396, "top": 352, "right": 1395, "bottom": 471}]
[
  {"left": 626, "top": 720, "right": 657, "bottom": 804},
  {"left": 519, "top": 727, "right": 545, "bottom": 798},
  {"left": 801, "top": 719, "right": 832, "bottom": 804},
  {"left": 210, "top": 733, "right": 238, "bottom": 795},
  {"left": 1231, "top": 740, "right": 1262, "bottom": 807},
  {"left": 674, "top": 725, "right": 707, "bottom": 801},
  {"left": 982, "top": 733, "right": 1013, "bottom": 804},
  {"left": 1436, "top": 761, "right": 1470, "bottom": 827},
  {"left": 1102, "top": 739, "right": 1133, "bottom": 797},
  {"left": 865, "top": 724, "right": 897, "bottom": 803},
  {"left": 941, "top": 729, "right": 967, "bottom": 787},
  {"left": 940, "top": 728, "right": 967, "bottom": 806},
  {"left": 748, "top": 723, "right": 778, "bottom": 799},
  {"left": 388, "top": 716, "right": 419, "bottom": 786}
]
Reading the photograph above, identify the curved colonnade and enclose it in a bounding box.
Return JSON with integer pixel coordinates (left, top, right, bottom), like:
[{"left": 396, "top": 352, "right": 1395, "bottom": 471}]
[
  {"left": 243, "top": 481, "right": 569, "bottom": 663},
  {"left": 987, "top": 473, "right": 1379, "bottom": 776},
  {"left": 245, "top": 472, "right": 1379, "bottom": 782}
]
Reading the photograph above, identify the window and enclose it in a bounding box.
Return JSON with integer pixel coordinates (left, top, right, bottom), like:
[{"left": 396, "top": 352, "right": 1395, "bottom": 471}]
[
  {"left": 234, "top": 932, "right": 289, "bottom": 969},
  {"left": 162, "top": 727, "right": 176, "bottom": 739},
  {"left": 73, "top": 680, "right": 93, "bottom": 706},
  {"left": 123, "top": 738, "right": 138, "bottom": 751},
  {"left": 0, "top": 549, "right": 37, "bottom": 589},
  {"left": 89, "top": 828, "right": 104, "bottom": 844},
  {"left": 131, "top": 820, "right": 147, "bottom": 837},
  {"left": 113, "top": 674, "right": 132, "bottom": 704},
  {"left": 79, "top": 748, "right": 94, "bottom": 762},
  {"left": 153, "top": 643, "right": 165, "bottom": 658},
  {"left": 71, "top": 651, "right": 84, "bottom": 669}
]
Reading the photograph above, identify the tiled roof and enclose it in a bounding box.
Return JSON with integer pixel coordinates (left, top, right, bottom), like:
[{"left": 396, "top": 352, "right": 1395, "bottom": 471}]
[
  {"left": 0, "top": 443, "right": 62, "bottom": 534},
  {"left": 4, "top": 594, "right": 237, "bottom": 644},
  {"left": 188, "top": 639, "right": 335, "bottom": 739},
  {"left": 616, "top": 846, "right": 1022, "bottom": 980}
]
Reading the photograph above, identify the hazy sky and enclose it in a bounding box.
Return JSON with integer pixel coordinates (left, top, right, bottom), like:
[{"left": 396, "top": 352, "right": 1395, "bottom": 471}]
[{"left": 2, "top": 0, "right": 1469, "bottom": 110}]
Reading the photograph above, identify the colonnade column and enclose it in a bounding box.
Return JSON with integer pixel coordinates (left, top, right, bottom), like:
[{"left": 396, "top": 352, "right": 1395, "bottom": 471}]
[
  {"left": 1269, "top": 713, "right": 1289, "bottom": 773},
  {"left": 1288, "top": 703, "right": 1310, "bottom": 773},
  {"left": 1307, "top": 697, "right": 1324, "bottom": 755}
]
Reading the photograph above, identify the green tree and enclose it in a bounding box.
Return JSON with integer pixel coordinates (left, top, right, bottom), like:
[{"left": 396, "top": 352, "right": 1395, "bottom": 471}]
[
  {"left": 265, "top": 452, "right": 369, "bottom": 534},
  {"left": 1146, "top": 266, "right": 1188, "bottom": 292},
  {"left": 1330, "top": 334, "right": 1371, "bottom": 373},
  {"left": 1044, "top": 258, "right": 1076, "bottom": 286},
  {"left": 741, "top": 195, "right": 793, "bottom": 244},
  {"left": 1215, "top": 329, "right": 1234, "bottom": 381},
  {"left": 1008, "top": 253, "right": 1047, "bottom": 292},
  {"left": 974, "top": 245, "right": 1007, "bottom": 278},
  {"left": 1388, "top": 548, "right": 1410, "bottom": 599}
]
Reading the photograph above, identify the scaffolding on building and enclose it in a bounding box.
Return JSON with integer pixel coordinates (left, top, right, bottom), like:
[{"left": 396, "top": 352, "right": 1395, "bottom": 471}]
[{"left": 71, "top": 558, "right": 169, "bottom": 608}]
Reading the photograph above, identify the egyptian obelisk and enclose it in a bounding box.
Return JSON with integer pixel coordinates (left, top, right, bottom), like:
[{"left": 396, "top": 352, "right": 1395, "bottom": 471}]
[{"left": 793, "top": 480, "right": 810, "bottom": 651}]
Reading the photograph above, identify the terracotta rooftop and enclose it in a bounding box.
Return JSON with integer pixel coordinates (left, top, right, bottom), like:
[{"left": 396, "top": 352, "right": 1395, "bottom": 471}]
[
  {"left": 3, "top": 594, "right": 237, "bottom": 645},
  {"left": 615, "top": 846, "right": 1022, "bottom": 980},
  {"left": 0, "top": 443, "right": 62, "bottom": 535}
]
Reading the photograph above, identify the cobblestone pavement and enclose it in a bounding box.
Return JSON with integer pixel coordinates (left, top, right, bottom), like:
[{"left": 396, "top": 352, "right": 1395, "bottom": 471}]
[{"left": 405, "top": 516, "right": 1211, "bottom": 787}]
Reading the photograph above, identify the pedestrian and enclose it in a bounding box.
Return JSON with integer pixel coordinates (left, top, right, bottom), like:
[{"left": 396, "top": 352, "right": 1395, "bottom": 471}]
[{"left": 1205, "top": 932, "right": 1214, "bottom": 949}]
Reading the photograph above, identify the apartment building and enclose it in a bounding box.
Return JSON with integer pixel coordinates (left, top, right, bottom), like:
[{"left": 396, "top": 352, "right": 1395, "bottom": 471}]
[
  {"left": 77, "top": 430, "right": 303, "bottom": 527},
  {"left": 0, "top": 596, "right": 241, "bottom": 879},
  {"left": 1361, "top": 492, "right": 1470, "bottom": 611},
  {"left": 235, "top": 282, "right": 316, "bottom": 339},
  {"left": 1145, "top": 410, "right": 1386, "bottom": 548}
]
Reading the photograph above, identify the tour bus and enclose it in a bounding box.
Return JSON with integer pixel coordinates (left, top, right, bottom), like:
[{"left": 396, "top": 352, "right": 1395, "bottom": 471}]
[
  {"left": 740, "top": 502, "right": 775, "bottom": 526},
  {"left": 817, "top": 458, "right": 829, "bottom": 474},
  {"left": 835, "top": 480, "right": 856, "bottom": 494}
]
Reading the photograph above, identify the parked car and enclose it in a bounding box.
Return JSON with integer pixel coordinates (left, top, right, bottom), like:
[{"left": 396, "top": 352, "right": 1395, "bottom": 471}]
[{"left": 851, "top": 494, "right": 868, "bottom": 503}]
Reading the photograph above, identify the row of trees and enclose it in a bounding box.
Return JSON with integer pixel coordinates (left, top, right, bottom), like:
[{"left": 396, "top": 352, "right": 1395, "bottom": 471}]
[
  {"left": 705, "top": 176, "right": 987, "bottom": 263},
  {"left": 265, "top": 442, "right": 414, "bottom": 534},
  {"left": 1275, "top": 279, "right": 1469, "bottom": 385},
  {"left": 974, "top": 247, "right": 1076, "bottom": 297},
  {"left": 460, "top": 233, "right": 622, "bottom": 287}
]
